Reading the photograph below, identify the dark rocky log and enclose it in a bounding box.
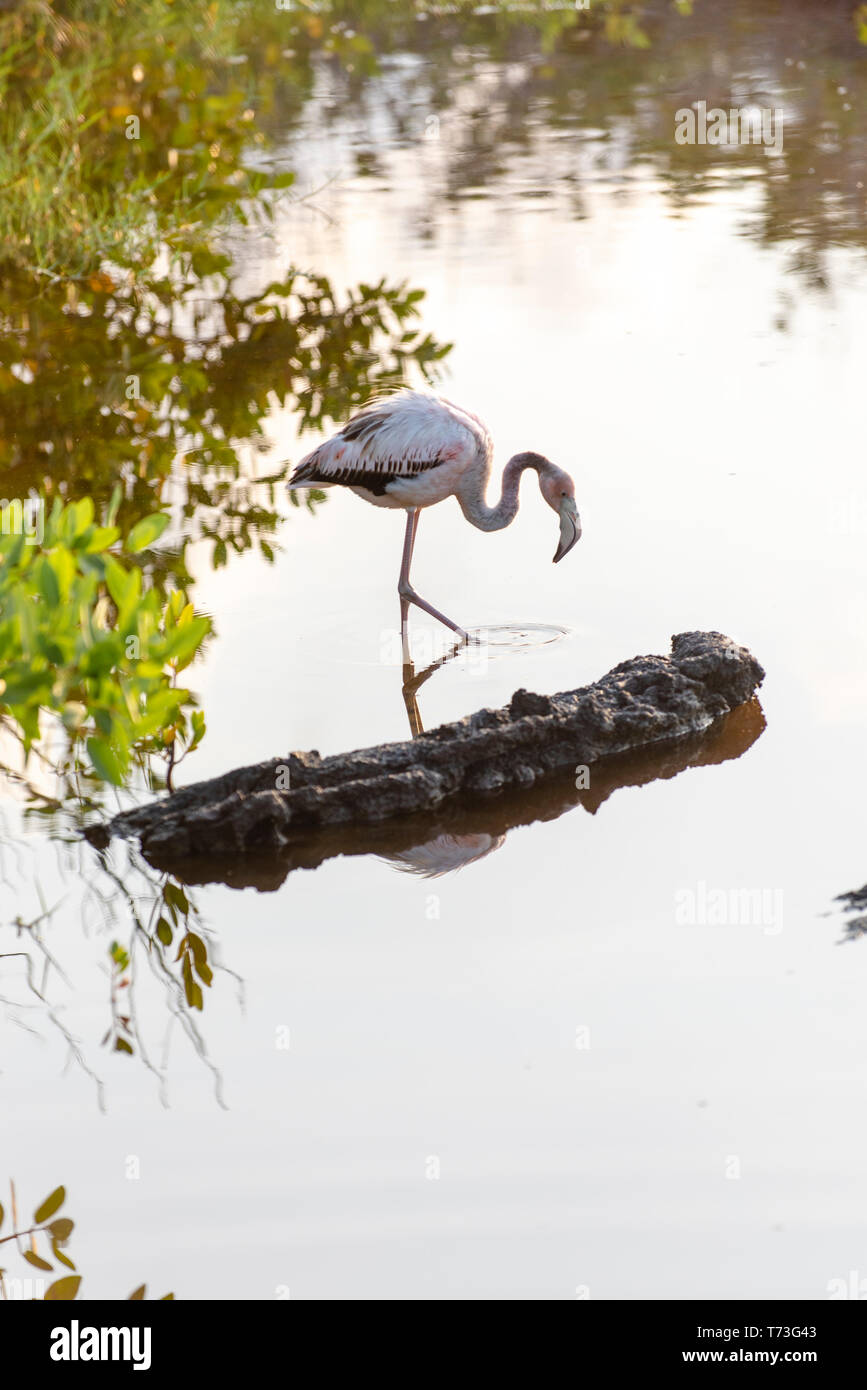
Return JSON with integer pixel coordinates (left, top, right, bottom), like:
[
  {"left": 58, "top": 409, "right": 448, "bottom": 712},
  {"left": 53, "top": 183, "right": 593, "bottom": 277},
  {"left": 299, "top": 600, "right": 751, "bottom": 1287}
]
[
  {"left": 96, "top": 630, "right": 764, "bottom": 875},
  {"left": 121, "top": 695, "right": 765, "bottom": 890}
]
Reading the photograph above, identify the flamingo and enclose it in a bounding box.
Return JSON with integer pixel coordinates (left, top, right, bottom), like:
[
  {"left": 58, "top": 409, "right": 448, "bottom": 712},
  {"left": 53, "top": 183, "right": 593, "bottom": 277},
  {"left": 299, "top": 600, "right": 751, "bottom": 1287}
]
[{"left": 287, "top": 390, "right": 581, "bottom": 644}]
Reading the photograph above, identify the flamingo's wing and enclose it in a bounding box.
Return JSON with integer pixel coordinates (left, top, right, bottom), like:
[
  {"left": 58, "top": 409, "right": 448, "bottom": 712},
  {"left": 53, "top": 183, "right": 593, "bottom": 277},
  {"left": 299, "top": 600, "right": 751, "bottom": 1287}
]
[{"left": 288, "top": 392, "right": 481, "bottom": 496}]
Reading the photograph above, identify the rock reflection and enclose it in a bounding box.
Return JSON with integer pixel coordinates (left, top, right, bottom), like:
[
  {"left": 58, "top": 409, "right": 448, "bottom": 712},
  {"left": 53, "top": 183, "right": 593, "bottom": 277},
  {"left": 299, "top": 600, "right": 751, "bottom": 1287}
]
[
  {"left": 160, "top": 696, "right": 766, "bottom": 891},
  {"left": 0, "top": 687, "right": 766, "bottom": 1100}
]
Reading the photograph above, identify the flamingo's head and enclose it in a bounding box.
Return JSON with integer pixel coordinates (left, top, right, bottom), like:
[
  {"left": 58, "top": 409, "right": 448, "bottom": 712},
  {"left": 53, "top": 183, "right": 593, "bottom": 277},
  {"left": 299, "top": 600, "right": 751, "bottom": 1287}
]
[{"left": 538, "top": 462, "right": 582, "bottom": 563}]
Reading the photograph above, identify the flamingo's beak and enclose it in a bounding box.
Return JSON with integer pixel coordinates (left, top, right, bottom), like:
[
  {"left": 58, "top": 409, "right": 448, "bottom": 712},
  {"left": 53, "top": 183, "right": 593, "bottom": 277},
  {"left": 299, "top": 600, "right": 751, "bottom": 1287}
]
[{"left": 553, "top": 497, "right": 581, "bottom": 563}]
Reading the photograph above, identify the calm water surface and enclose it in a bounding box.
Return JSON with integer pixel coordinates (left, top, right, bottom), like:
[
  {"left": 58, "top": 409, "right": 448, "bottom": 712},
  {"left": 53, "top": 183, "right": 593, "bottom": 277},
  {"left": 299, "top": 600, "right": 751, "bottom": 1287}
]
[{"left": 4, "top": 2, "right": 867, "bottom": 1299}]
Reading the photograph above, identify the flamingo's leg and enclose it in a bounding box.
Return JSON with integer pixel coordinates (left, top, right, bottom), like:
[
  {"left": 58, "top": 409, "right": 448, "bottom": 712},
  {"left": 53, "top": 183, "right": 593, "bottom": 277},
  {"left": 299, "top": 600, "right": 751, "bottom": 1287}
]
[
  {"left": 398, "top": 509, "right": 419, "bottom": 663},
  {"left": 398, "top": 508, "right": 468, "bottom": 650}
]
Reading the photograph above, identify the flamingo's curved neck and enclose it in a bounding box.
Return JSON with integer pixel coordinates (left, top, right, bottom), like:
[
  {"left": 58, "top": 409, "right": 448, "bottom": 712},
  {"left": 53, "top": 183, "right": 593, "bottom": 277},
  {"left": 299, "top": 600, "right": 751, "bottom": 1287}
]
[{"left": 457, "top": 451, "right": 546, "bottom": 533}]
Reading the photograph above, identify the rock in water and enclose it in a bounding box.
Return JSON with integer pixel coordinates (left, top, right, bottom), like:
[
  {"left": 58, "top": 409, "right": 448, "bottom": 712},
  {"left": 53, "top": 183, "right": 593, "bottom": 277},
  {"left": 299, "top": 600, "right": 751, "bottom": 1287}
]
[{"left": 97, "top": 630, "right": 764, "bottom": 863}]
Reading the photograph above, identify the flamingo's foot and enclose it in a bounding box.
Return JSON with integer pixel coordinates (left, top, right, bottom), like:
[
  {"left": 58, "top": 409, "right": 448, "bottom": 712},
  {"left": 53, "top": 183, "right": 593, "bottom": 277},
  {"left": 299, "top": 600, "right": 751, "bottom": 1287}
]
[{"left": 397, "top": 581, "right": 469, "bottom": 644}]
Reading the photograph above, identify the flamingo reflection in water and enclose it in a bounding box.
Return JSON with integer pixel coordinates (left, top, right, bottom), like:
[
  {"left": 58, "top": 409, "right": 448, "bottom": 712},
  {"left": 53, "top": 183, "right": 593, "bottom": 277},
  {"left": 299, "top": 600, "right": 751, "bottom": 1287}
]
[{"left": 385, "top": 634, "right": 508, "bottom": 876}]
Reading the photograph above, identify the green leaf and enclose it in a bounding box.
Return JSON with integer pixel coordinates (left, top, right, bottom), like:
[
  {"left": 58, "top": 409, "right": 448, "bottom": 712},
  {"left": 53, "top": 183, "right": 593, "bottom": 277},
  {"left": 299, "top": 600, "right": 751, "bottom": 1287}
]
[
  {"left": 188, "top": 933, "right": 212, "bottom": 986},
  {"left": 181, "top": 953, "right": 203, "bottom": 1009},
  {"left": 156, "top": 918, "right": 173, "bottom": 947},
  {"left": 37, "top": 558, "right": 60, "bottom": 606},
  {"left": 45, "top": 1275, "right": 81, "bottom": 1301},
  {"left": 165, "top": 883, "right": 190, "bottom": 915},
  {"left": 103, "top": 554, "right": 137, "bottom": 610},
  {"left": 87, "top": 736, "right": 125, "bottom": 785},
  {"left": 51, "top": 1241, "right": 76, "bottom": 1271},
  {"left": 24, "top": 1249, "right": 53, "bottom": 1271},
  {"left": 48, "top": 1218, "right": 74, "bottom": 1242},
  {"left": 83, "top": 525, "right": 121, "bottom": 553},
  {"left": 47, "top": 547, "right": 76, "bottom": 600},
  {"left": 105, "top": 485, "right": 123, "bottom": 527},
  {"left": 34, "top": 1186, "right": 65, "bottom": 1224},
  {"left": 163, "top": 615, "right": 210, "bottom": 671},
  {"left": 73, "top": 498, "right": 95, "bottom": 538},
  {"left": 126, "top": 513, "right": 169, "bottom": 553},
  {"left": 115, "top": 1037, "right": 134, "bottom": 1055}
]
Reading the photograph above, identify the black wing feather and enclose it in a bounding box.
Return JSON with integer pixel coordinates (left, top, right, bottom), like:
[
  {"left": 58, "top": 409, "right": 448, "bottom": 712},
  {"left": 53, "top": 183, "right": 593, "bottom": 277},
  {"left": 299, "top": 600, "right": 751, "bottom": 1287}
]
[{"left": 293, "top": 456, "right": 447, "bottom": 496}]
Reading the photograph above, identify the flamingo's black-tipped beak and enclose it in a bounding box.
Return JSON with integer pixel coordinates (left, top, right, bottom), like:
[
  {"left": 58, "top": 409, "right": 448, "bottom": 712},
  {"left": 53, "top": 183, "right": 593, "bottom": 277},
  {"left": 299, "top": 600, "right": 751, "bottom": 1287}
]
[{"left": 553, "top": 497, "right": 581, "bottom": 563}]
